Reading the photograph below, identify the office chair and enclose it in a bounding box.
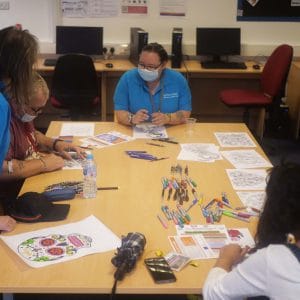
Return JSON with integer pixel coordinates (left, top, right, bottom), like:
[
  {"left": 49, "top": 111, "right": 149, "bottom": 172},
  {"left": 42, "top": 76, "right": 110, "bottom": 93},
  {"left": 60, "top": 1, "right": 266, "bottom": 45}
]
[
  {"left": 219, "top": 44, "right": 293, "bottom": 139},
  {"left": 50, "top": 54, "right": 100, "bottom": 121}
]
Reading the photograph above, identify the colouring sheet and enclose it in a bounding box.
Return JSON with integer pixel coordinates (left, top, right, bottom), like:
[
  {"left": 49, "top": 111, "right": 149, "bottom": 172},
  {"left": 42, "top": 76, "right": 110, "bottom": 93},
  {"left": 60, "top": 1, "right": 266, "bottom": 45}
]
[
  {"left": 0, "top": 215, "right": 121, "bottom": 268},
  {"left": 221, "top": 149, "right": 272, "bottom": 169},
  {"left": 226, "top": 169, "right": 267, "bottom": 190},
  {"left": 236, "top": 191, "right": 266, "bottom": 211},
  {"left": 81, "top": 131, "right": 134, "bottom": 148},
  {"left": 227, "top": 228, "right": 255, "bottom": 248},
  {"left": 177, "top": 143, "right": 222, "bottom": 162},
  {"left": 214, "top": 132, "right": 256, "bottom": 148},
  {"left": 133, "top": 124, "right": 168, "bottom": 139}
]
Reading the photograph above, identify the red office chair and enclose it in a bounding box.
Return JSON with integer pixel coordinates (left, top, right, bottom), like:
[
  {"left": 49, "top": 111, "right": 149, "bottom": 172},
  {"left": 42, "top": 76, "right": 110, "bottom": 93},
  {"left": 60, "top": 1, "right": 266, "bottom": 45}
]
[
  {"left": 50, "top": 54, "right": 100, "bottom": 121},
  {"left": 220, "top": 44, "right": 293, "bottom": 139}
]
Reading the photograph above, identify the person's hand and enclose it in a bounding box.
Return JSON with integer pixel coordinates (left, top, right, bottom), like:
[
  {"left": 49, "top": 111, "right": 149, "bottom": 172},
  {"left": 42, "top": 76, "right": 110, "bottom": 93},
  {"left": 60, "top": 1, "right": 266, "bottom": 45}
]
[
  {"left": 41, "top": 153, "right": 65, "bottom": 172},
  {"left": 0, "top": 216, "right": 16, "bottom": 232},
  {"left": 132, "top": 109, "right": 149, "bottom": 124},
  {"left": 216, "top": 244, "right": 250, "bottom": 271},
  {"left": 54, "top": 141, "right": 85, "bottom": 160},
  {"left": 151, "top": 112, "right": 169, "bottom": 126}
]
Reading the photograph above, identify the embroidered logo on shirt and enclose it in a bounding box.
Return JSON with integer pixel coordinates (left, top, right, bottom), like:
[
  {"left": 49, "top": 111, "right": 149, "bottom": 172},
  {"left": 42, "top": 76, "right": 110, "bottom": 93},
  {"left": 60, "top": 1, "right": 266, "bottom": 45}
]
[{"left": 164, "top": 93, "right": 178, "bottom": 99}]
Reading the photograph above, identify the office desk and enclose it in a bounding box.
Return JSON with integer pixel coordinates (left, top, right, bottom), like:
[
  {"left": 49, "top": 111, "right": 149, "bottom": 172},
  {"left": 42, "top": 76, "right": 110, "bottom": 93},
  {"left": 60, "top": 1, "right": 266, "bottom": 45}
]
[
  {"left": 286, "top": 61, "right": 300, "bottom": 139},
  {"left": 0, "top": 121, "right": 264, "bottom": 295},
  {"left": 36, "top": 58, "right": 261, "bottom": 124}
]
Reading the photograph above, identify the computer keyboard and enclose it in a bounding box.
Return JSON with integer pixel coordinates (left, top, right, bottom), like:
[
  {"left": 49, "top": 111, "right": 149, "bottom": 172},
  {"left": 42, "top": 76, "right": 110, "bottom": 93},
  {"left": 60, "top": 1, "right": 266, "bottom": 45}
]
[
  {"left": 201, "top": 61, "right": 247, "bottom": 70},
  {"left": 44, "top": 58, "right": 57, "bottom": 66}
]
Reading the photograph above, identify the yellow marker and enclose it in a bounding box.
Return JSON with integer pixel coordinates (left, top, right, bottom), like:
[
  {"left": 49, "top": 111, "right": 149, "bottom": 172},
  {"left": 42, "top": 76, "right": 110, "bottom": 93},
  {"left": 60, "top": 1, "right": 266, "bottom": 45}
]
[{"left": 155, "top": 250, "right": 164, "bottom": 257}]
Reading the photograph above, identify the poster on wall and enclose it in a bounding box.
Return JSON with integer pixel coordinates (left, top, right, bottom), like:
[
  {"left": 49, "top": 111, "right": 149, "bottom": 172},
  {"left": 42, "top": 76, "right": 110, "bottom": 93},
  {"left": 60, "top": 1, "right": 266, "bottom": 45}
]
[
  {"left": 159, "top": 0, "right": 186, "bottom": 17},
  {"left": 61, "top": 0, "right": 118, "bottom": 18},
  {"left": 121, "top": 0, "right": 148, "bottom": 15},
  {"left": 237, "top": 0, "right": 300, "bottom": 21}
]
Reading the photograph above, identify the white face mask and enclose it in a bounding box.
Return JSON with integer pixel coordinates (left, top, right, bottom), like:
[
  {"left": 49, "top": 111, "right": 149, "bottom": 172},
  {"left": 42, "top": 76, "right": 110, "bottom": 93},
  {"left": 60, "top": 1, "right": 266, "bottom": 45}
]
[
  {"left": 20, "top": 113, "right": 36, "bottom": 122},
  {"left": 138, "top": 68, "right": 159, "bottom": 82}
]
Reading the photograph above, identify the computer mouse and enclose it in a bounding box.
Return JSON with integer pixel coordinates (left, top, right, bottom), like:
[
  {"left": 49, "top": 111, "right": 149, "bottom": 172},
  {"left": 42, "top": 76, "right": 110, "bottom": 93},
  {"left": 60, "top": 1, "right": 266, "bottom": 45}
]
[
  {"left": 253, "top": 64, "right": 260, "bottom": 70},
  {"left": 105, "top": 63, "right": 113, "bottom": 68}
]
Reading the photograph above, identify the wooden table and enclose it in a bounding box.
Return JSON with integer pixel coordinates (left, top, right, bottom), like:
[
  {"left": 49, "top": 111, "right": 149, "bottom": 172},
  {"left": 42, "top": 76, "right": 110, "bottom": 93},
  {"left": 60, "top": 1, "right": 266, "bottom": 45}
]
[
  {"left": 286, "top": 61, "right": 300, "bottom": 139},
  {"left": 0, "top": 122, "right": 266, "bottom": 296}
]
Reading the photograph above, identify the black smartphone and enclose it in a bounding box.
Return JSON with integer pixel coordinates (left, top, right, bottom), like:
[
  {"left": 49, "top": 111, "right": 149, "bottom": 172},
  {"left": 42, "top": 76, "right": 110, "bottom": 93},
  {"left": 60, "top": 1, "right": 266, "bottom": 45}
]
[{"left": 144, "top": 257, "right": 177, "bottom": 284}]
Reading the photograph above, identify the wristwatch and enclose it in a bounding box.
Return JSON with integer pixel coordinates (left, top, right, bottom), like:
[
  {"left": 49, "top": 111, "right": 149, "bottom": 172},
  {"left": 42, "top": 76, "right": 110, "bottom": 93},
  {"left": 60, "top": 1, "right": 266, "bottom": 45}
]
[{"left": 128, "top": 113, "right": 134, "bottom": 125}]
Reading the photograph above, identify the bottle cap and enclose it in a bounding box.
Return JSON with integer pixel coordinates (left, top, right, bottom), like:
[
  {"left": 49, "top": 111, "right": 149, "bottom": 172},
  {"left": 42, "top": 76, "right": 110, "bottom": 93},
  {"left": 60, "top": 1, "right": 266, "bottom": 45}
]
[{"left": 85, "top": 151, "right": 93, "bottom": 160}]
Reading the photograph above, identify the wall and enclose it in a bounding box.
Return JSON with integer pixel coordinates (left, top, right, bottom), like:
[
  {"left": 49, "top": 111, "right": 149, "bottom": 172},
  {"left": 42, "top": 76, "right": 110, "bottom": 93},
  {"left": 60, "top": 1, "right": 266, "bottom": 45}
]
[{"left": 1, "top": 0, "right": 300, "bottom": 56}]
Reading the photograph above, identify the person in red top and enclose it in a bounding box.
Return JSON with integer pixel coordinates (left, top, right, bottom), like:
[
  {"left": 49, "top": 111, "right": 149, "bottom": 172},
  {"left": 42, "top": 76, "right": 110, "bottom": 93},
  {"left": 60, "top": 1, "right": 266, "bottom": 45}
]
[{"left": 2, "top": 73, "right": 84, "bottom": 179}]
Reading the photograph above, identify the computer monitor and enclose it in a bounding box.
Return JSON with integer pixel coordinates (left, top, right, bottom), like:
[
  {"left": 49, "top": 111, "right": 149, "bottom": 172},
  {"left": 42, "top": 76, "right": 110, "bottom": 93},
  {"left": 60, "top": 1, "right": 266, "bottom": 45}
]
[
  {"left": 129, "top": 27, "right": 148, "bottom": 66},
  {"left": 56, "top": 26, "right": 103, "bottom": 56},
  {"left": 196, "top": 28, "right": 241, "bottom": 63}
]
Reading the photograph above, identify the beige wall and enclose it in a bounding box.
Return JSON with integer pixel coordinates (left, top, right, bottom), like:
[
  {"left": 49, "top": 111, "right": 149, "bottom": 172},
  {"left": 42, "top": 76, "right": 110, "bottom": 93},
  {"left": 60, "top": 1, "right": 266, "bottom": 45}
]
[{"left": 1, "top": 0, "right": 300, "bottom": 56}]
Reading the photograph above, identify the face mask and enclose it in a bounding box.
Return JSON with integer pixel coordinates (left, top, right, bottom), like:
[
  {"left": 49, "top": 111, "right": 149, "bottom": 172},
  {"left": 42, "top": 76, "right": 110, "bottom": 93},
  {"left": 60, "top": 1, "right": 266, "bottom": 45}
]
[
  {"left": 20, "top": 113, "right": 36, "bottom": 122},
  {"left": 138, "top": 68, "right": 159, "bottom": 82}
]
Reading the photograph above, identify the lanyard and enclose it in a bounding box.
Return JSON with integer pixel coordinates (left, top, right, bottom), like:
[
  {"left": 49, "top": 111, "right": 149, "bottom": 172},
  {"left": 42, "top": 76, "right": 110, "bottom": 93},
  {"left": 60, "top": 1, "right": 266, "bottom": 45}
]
[{"left": 149, "top": 79, "right": 164, "bottom": 113}]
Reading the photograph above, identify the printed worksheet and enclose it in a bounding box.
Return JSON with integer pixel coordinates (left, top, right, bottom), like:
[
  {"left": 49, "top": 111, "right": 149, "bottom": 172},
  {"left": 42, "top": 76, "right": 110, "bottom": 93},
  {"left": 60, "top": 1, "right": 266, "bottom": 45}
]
[
  {"left": 168, "top": 235, "right": 217, "bottom": 259},
  {"left": 177, "top": 143, "right": 222, "bottom": 162},
  {"left": 221, "top": 149, "right": 272, "bottom": 169},
  {"left": 214, "top": 132, "right": 256, "bottom": 148},
  {"left": 0, "top": 215, "right": 120, "bottom": 268},
  {"left": 175, "top": 224, "right": 230, "bottom": 257},
  {"left": 226, "top": 169, "right": 267, "bottom": 190},
  {"left": 133, "top": 124, "right": 168, "bottom": 139}
]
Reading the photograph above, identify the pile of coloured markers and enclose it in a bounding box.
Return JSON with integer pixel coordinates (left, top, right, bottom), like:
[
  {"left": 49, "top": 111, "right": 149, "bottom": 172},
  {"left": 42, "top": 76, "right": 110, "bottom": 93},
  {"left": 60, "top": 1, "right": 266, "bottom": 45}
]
[
  {"left": 125, "top": 150, "right": 169, "bottom": 161},
  {"left": 161, "top": 164, "right": 199, "bottom": 205},
  {"left": 201, "top": 192, "right": 257, "bottom": 224},
  {"left": 158, "top": 204, "right": 192, "bottom": 229},
  {"left": 157, "top": 164, "right": 203, "bottom": 228}
]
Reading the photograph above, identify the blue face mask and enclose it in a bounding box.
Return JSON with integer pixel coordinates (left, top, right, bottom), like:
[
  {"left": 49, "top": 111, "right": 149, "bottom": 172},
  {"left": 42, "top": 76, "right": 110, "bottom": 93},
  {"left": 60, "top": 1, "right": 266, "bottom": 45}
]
[{"left": 138, "top": 68, "right": 159, "bottom": 82}]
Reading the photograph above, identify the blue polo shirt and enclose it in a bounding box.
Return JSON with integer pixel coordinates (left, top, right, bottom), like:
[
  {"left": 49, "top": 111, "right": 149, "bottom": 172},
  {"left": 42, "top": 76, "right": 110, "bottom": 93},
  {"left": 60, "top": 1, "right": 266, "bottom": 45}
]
[
  {"left": 113, "top": 68, "right": 191, "bottom": 114},
  {"left": 0, "top": 83, "right": 10, "bottom": 171}
]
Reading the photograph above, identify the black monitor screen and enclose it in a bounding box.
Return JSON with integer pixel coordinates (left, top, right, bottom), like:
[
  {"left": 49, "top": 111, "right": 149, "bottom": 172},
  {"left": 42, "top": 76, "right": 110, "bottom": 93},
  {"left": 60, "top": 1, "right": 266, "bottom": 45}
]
[
  {"left": 196, "top": 28, "right": 241, "bottom": 58},
  {"left": 56, "top": 26, "right": 103, "bottom": 55}
]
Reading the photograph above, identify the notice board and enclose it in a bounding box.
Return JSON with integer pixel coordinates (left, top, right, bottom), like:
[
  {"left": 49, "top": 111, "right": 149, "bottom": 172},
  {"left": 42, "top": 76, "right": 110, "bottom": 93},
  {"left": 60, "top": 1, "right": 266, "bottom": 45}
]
[{"left": 237, "top": 0, "right": 300, "bottom": 21}]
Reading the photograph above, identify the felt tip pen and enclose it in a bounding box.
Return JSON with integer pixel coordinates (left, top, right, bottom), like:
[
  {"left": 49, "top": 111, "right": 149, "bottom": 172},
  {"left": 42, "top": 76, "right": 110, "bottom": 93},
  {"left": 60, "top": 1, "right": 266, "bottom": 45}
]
[
  {"left": 157, "top": 214, "right": 168, "bottom": 229},
  {"left": 146, "top": 142, "right": 165, "bottom": 147},
  {"left": 222, "top": 211, "right": 250, "bottom": 223},
  {"left": 152, "top": 138, "right": 179, "bottom": 144}
]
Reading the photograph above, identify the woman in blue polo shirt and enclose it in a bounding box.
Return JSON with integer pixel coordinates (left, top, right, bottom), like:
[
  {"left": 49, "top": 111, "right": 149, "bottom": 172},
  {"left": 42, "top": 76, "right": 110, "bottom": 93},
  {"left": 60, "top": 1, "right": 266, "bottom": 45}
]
[{"left": 114, "top": 43, "right": 192, "bottom": 126}]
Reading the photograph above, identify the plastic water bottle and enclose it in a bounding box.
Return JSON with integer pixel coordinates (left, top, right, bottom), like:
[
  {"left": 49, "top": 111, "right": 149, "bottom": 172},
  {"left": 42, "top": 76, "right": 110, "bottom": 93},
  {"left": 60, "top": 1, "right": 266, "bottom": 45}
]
[{"left": 82, "top": 152, "right": 97, "bottom": 199}]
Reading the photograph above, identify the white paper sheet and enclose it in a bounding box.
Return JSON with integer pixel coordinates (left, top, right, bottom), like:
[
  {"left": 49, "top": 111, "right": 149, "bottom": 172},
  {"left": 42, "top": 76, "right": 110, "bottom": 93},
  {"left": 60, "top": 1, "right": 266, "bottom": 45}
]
[
  {"left": 177, "top": 143, "right": 222, "bottom": 162},
  {"left": 0, "top": 215, "right": 120, "bottom": 268},
  {"left": 221, "top": 149, "right": 272, "bottom": 169},
  {"left": 214, "top": 132, "right": 256, "bottom": 148},
  {"left": 227, "top": 228, "right": 255, "bottom": 248},
  {"left": 60, "top": 123, "right": 95, "bottom": 137},
  {"left": 236, "top": 191, "right": 266, "bottom": 211},
  {"left": 133, "top": 124, "right": 168, "bottom": 139},
  {"left": 226, "top": 169, "right": 267, "bottom": 190}
]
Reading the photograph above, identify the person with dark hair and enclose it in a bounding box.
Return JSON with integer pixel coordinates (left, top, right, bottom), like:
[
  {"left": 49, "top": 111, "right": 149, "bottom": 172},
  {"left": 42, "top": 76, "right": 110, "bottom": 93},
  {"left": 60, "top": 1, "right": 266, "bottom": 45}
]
[
  {"left": 114, "top": 42, "right": 191, "bottom": 126},
  {"left": 203, "top": 163, "right": 300, "bottom": 299}
]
